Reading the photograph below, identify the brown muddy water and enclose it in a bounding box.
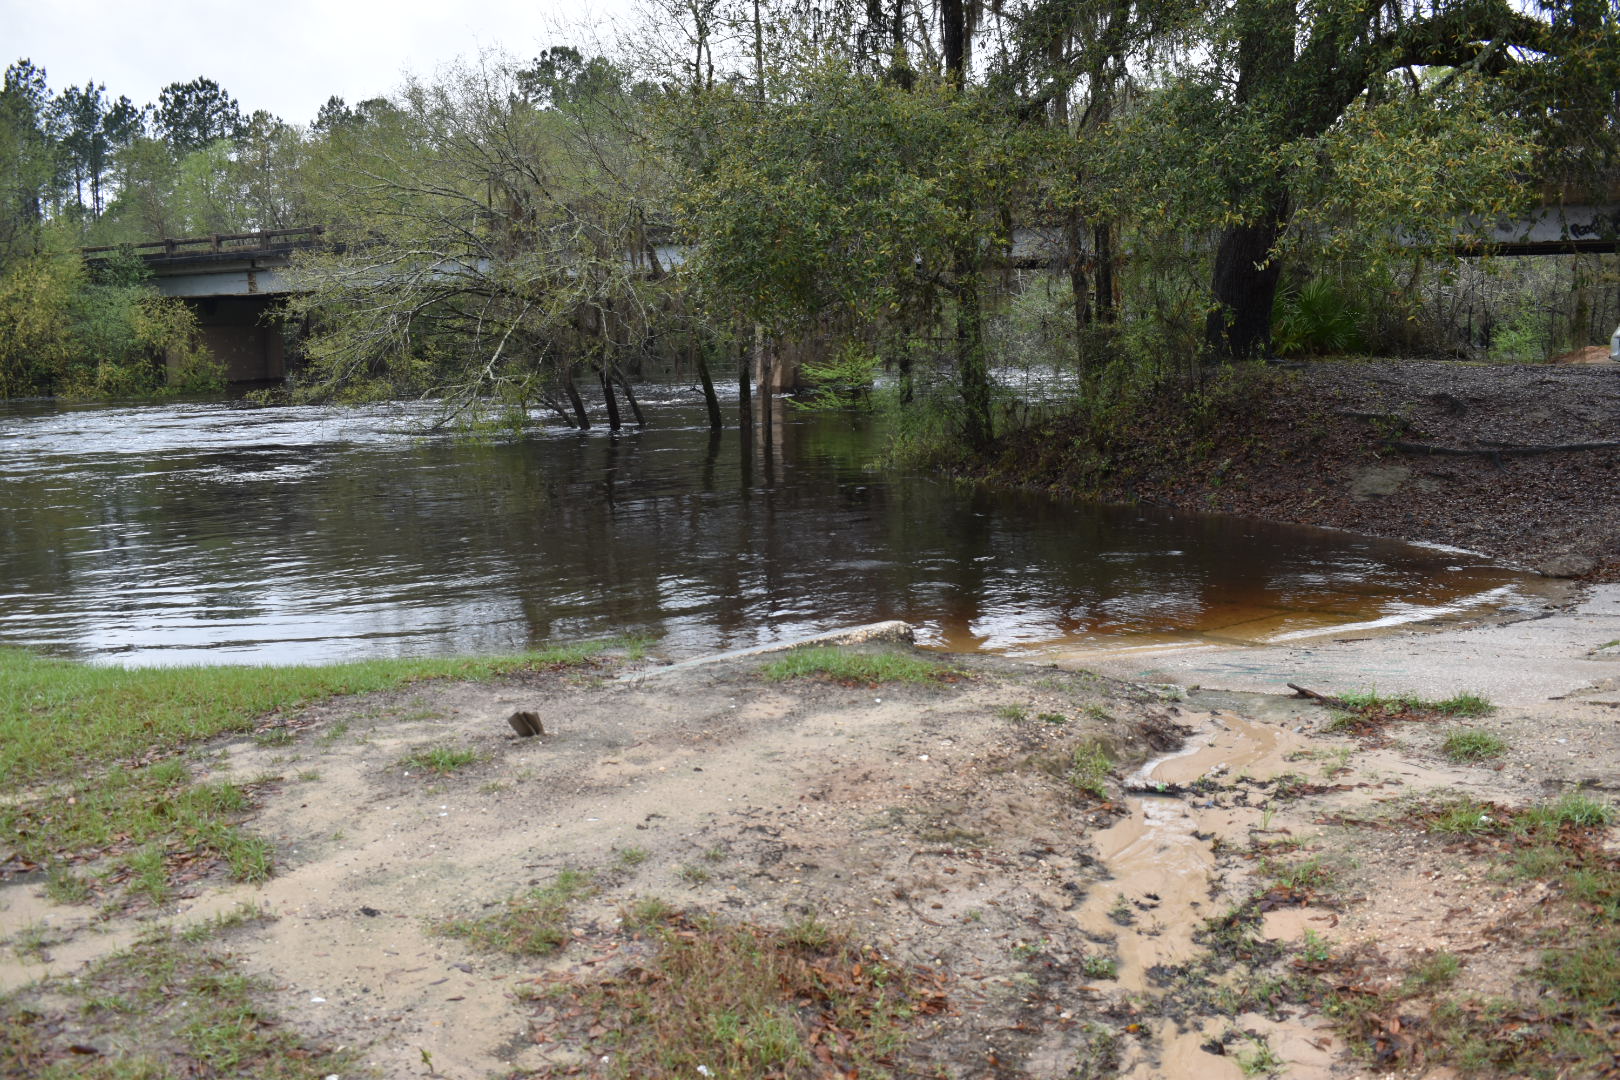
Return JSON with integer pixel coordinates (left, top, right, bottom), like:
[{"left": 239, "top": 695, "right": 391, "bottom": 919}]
[{"left": 0, "top": 393, "right": 1552, "bottom": 666}]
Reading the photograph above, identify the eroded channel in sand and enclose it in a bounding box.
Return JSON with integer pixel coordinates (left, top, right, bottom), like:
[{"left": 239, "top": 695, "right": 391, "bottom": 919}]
[{"left": 1074, "top": 707, "right": 1347, "bottom": 1078}]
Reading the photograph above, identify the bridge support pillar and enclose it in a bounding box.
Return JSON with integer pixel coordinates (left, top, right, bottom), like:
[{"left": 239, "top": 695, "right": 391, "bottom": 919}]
[
  {"left": 177, "top": 296, "right": 287, "bottom": 384},
  {"left": 752, "top": 333, "right": 807, "bottom": 397}
]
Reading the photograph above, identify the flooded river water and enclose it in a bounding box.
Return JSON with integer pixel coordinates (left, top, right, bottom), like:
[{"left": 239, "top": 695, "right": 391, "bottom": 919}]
[{"left": 0, "top": 392, "right": 1551, "bottom": 666}]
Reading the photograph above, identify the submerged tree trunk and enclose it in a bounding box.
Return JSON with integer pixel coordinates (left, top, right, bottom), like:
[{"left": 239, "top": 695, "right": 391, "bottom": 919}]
[
  {"left": 737, "top": 326, "right": 753, "bottom": 427},
  {"left": 599, "top": 362, "right": 622, "bottom": 431},
  {"left": 564, "top": 369, "right": 590, "bottom": 430},
  {"left": 694, "top": 338, "right": 723, "bottom": 430},
  {"left": 616, "top": 374, "right": 647, "bottom": 427}
]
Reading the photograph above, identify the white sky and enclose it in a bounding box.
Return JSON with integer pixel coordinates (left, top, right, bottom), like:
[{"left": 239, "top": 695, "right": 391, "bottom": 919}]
[{"left": 2, "top": 0, "right": 634, "bottom": 127}]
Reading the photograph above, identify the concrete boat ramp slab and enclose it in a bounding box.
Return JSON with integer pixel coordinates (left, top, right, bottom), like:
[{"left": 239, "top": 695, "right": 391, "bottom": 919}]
[{"left": 1056, "top": 585, "right": 1620, "bottom": 709}]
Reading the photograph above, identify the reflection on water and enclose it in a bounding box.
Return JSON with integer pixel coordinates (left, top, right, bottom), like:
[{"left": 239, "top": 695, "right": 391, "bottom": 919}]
[{"left": 0, "top": 394, "right": 1547, "bottom": 666}]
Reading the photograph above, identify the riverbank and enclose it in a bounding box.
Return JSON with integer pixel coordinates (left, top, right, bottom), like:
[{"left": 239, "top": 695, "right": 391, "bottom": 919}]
[
  {"left": 981, "top": 359, "right": 1620, "bottom": 581},
  {"left": 3, "top": 621, "right": 1618, "bottom": 1078}
]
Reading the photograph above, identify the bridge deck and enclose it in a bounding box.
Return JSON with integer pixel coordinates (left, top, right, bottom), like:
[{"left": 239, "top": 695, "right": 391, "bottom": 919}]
[{"left": 82, "top": 226, "right": 326, "bottom": 267}]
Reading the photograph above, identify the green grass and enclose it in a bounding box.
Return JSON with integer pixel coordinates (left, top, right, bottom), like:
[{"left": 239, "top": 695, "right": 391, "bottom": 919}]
[
  {"left": 1337, "top": 688, "right": 1494, "bottom": 719},
  {"left": 1067, "top": 740, "right": 1112, "bottom": 799},
  {"left": 783, "top": 913, "right": 833, "bottom": 950},
  {"left": 1403, "top": 951, "right": 1461, "bottom": 991},
  {"left": 0, "top": 644, "right": 608, "bottom": 785},
  {"left": 0, "top": 925, "right": 352, "bottom": 1079},
  {"left": 623, "top": 895, "right": 678, "bottom": 929},
  {"left": 1432, "top": 692, "right": 1493, "bottom": 718},
  {"left": 1300, "top": 929, "right": 1334, "bottom": 964},
  {"left": 1263, "top": 854, "right": 1334, "bottom": 892},
  {"left": 1326, "top": 791, "right": 1620, "bottom": 1076},
  {"left": 758, "top": 646, "right": 954, "bottom": 685},
  {"left": 1081, "top": 953, "right": 1119, "bottom": 980},
  {"left": 1441, "top": 728, "right": 1508, "bottom": 762},
  {"left": 1, "top": 762, "right": 274, "bottom": 903},
  {"left": 437, "top": 869, "right": 595, "bottom": 956},
  {"left": 1427, "top": 796, "right": 1504, "bottom": 836},
  {"left": 994, "top": 704, "right": 1028, "bottom": 721},
  {"left": 397, "top": 744, "right": 485, "bottom": 774},
  {"left": 1236, "top": 1035, "right": 1283, "bottom": 1076},
  {"left": 0, "top": 644, "right": 607, "bottom": 900},
  {"left": 1536, "top": 791, "right": 1615, "bottom": 829},
  {"left": 43, "top": 865, "right": 91, "bottom": 904},
  {"left": 1010, "top": 939, "right": 1043, "bottom": 960},
  {"left": 177, "top": 901, "right": 274, "bottom": 944}
]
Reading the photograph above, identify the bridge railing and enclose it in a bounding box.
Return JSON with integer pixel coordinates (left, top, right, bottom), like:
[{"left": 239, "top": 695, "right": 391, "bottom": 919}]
[{"left": 82, "top": 226, "right": 326, "bottom": 260}]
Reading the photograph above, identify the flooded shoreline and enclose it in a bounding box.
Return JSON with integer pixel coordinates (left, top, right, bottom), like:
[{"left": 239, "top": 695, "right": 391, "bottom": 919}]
[{"left": 0, "top": 395, "right": 1557, "bottom": 667}]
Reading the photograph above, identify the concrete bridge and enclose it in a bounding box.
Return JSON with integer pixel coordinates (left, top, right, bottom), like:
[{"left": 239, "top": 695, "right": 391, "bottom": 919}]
[
  {"left": 83, "top": 227, "right": 322, "bottom": 383},
  {"left": 88, "top": 194, "right": 1620, "bottom": 385}
]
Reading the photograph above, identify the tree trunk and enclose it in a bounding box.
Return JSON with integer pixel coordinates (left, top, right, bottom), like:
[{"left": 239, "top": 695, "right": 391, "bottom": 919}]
[
  {"left": 1092, "top": 221, "right": 1117, "bottom": 324},
  {"left": 564, "top": 369, "right": 590, "bottom": 430},
  {"left": 616, "top": 374, "right": 647, "bottom": 427},
  {"left": 1206, "top": 0, "right": 1296, "bottom": 363},
  {"left": 1205, "top": 188, "right": 1289, "bottom": 361},
  {"left": 694, "top": 338, "right": 723, "bottom": 430},
  {"left": 737, "top": 326, "right": 753, "bottom": 427},
  {"left": 941, "top": 0, "right": 968, "bottom": 87},
  {"left": 1066, "top": 213, "right": 1091, "bottom": 360},
  {"left": 599, "top": 362, "right": 622, "bottom": 431},
  {"left": 955, "top": 268, "right": 993, "bottom": 449}
]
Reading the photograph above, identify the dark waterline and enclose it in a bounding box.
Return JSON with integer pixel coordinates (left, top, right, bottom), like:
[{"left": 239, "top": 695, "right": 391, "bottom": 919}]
[{"left": 0, "top": 394, "right": 1544, "bottom": 666}]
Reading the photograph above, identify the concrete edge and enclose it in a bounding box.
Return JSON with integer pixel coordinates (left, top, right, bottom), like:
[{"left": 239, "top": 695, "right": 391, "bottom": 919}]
[{"left": 617, "top": 620, "right": 917, "bottom": 682}]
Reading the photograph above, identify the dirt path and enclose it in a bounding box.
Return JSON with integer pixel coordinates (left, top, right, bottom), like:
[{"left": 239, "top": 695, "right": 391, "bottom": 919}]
[{"left": 3, "top": 617, "right": 1618, "bottom": 1078}]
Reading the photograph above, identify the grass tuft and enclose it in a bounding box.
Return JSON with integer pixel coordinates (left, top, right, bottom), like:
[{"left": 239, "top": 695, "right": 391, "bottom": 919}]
[
  {"left": 437, "top": 869, "right": 595, "bottom": 956},
  {"left": 1403, "top": 951, "right": 1461, "bottom": 991},
  {"left": 1081, "top": 953, "right": 1119, "bottom": 980},
  {"left": 759, "top": 647, "right": 955, "bottom": 685},
  {"left": 1326, "top": 688, "right": 1494, "bottom": 736},
  {"left": 1541, "top": 791, "right": 1615, "bottom": 829},
  {"left": 396, "top": 744, "right": 485, "bottom": 775},
  {"left": 1067, "top": 740, "right": 1112, "bottom": 799},
  {"left": 1236, "top": 1035, "right": 1283, "bottom": 1076},
  {"left": 677, "top": 863, "right": 712, "bottom": 885},
  {"left": 623, "top": 895, "right": 678, "bottom": 930},
  {"left": 1441, "top": 729, "right": 1507, "bottom": 762},
  {"left": 43, "top": 865, "right": 92, "bottom": 904},
  {"left": 1427, "top": 797, "right": 1504, "bottom": 836}
]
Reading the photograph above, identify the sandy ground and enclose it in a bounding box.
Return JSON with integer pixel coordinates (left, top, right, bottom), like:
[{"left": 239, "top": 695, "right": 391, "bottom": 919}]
[{"left": 4, "top": 604, "right": 1620, "bottom": 1078}]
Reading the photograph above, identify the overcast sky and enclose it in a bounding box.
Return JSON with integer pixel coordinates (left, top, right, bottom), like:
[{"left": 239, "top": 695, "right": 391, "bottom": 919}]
[{"left": 3, "top": 0, "right": 634, "bottom": 127}]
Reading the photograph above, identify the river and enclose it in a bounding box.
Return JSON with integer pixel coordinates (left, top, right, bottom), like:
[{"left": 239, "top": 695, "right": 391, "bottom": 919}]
[{"left": 0, "top": 392, "right": 1550, "bottom": 666}]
